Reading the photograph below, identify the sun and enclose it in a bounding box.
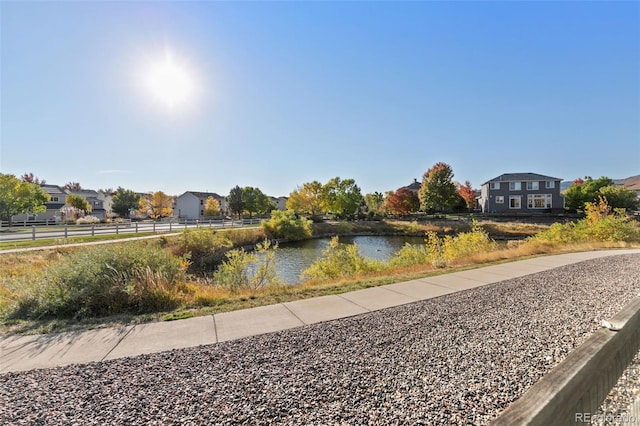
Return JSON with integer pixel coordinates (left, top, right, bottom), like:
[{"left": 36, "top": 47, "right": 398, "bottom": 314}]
[{"left": 145, "top": 51, "right": 194, "bottom": 108}]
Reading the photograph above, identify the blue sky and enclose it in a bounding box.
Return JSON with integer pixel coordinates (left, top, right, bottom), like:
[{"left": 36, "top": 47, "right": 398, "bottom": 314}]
[{"left": 1, "top": 1, "right": 638, "bottom": 197}]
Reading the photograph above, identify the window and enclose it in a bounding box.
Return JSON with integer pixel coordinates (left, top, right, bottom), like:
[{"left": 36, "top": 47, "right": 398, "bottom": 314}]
[
  {"left": 200, "top": 199, "right": 204, "bottom": 205},
  {"left": 545, "top": 181, "right": 555, "bottom": 189},
  {"left": 490, "top": 182, "right": 500, "bottom": 190},
  {"left": 509, "top": 196, "right": 521, "bottom": 209},
  {"left": 495, "top": 196, "right": 504, "bottom": 204},
  {"left": 527, "top": 194, "right": 553, "bottom": 209},
  {"left": 200, "top": 210, "right": 204, "bottom": 216},
  {"left": 526, "top": 181, "right": 539, "bottom": 190},
  {"left": 51, "top": 197, "right": 59, "bottom": 202},
  {"left": 509, "top": 182, "right": 521, "bottom": 191}
]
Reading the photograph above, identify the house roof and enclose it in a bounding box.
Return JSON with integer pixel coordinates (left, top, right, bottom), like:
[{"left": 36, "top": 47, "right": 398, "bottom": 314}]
[
  {"left": 482, "top": 173, "right": 562, "bottom": 185},
  {"left": 404, "top": 179, "right": 422, "bottom": 191},
  {"left": 40, "top": 184, "right": 67, "bottom": 196},
  {"left": 181, "top": 191, "right": 224, "bottom": 199}
]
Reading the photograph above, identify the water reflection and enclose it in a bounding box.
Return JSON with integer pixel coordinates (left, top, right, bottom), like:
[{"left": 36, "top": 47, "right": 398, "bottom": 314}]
[{"left": 258, "top": 235, "right": 426, "bottom": 285}]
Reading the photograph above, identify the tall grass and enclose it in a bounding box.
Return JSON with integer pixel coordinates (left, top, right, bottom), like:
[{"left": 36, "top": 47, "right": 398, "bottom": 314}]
[{"left": 5, "top": 243, "right": 189, "bottom": 320}]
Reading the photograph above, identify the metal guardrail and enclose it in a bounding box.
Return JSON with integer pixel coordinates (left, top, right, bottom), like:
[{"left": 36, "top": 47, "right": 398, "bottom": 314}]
[{"left": 492, "top": 297, "right": 640, "bottom": 425}]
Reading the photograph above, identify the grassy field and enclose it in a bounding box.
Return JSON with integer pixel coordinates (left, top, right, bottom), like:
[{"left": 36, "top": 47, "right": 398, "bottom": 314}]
[{"left": 1, "top": 212, "right": 637, "bottom": 336}]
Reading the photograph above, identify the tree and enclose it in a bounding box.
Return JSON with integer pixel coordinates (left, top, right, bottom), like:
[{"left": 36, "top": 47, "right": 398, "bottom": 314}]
[
  {"left": 384, "top": 188, "right": 420, "bottom": 216},
  {"left": 458, "top": 180, "right": 476, "bottom": 210},
  {"left": 66, "top": 194, "right": 92, "bottom": 214},
  {"left": 111, "top": 187, "right": 141, "bottom": 218},
  {"left": 138, "top": 191, "right": 173, "bottom": 220},
  {"left": 563, "top": 176, "right": 634, "bottom": 212},
  {"left": 364, "top": 192, "right": 385, "bottom": 216},
  {"left": 0, "top": 174, "right": 50, "bottom": 223},
  {"left": 419, "top": 162, "right": 458, "bottom": 212},
  {"left": 21, "top": 172, "right": 46, "bottom": 185},
  {"left": 204, "top": 196, "right": 221, "bottom": 218},
  {"left": 227, "top": 186, "right": 245, "bottom": 218},
  {"left": 320, "top": 177, "right": 363, "bottom": 218},
  {"left": 241, "top": 187, "right": 275, "bottom": 218},
  {"left": 286, "top": 181, "right": 324, "bottom": 216},
  {"left": 598, "top": 185, "right": 639, "bottom": 211},
  {"left": 64, "top": 182, "right": 82, "bottom": 191}
]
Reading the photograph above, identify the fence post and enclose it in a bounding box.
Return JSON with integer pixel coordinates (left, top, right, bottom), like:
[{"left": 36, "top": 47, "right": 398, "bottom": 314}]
[
  {"left": 153, "top": 222, "right": 156, "bottom": 233},
  {"left": 32, "top": 225, "right": 36, "bottom": 241},
  {"left": 136, "top": 222, "right": 138, "bottom": 233},
  {"left": 116, "top": 223, "right": 119, "bottom": 234},
  {"left": 209, "top": 220, "right": 212, "bottom": 228},
  {"left": 64, "top": 224, "right": 68, "bottom": 238},
  {"left": 184, "top": 221, "right": 187, "bottom": 230},
  {"left": 91, "top": 225, "right": 95, "bottom": 236}
]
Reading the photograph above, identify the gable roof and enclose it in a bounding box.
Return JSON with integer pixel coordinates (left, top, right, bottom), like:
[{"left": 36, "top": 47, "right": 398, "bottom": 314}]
[
  {"left": 483, "top": 173, "right": 562, "bottom": 185},
  {"left": 404, "top": 179, "right": 421, "bottom": 192},
  {"left": 40, "top": 184, "right": 67, "bottom": 196},
  {"left": 181, "top": 191, "right": 224, "bottom": 199}
]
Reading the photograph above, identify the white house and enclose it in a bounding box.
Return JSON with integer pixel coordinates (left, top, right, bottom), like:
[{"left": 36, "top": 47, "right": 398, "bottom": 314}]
[{"left": 175, "top": 191, "right": 227, "bottom": 220}]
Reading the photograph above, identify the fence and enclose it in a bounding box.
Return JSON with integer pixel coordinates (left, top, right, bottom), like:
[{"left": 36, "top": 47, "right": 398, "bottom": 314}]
[
  {"left": 492, "top": 296, "right": 640, "bottom": 425},
  {"left": 0, "top": 218, "right": 263, "bottom": 242}
]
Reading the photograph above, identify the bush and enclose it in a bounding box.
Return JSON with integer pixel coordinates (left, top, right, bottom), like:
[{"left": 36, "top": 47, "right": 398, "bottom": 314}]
[
  {"left": 76, "top": 215, "right": 100, "bottom": 224},
  {"left": 213, "top": 240, "right": 281, "bottom": 291},
  {"left": 528, "top": 198, "right": 640, "bottom": 244},
  {"left": 174, "top": 228, "right": 233, "bottom": 271},
  {"left": 8, "top": 243, "right": 188, "bottom": 319},
  {"left": 301, "top": 236, "right": 382, "bottom": 281},
  {"left": 388, "top": 220, "right": 496, "bottom": 269},
  {"left": 261, "top": 210, "right": 313, "bottom": 241}
]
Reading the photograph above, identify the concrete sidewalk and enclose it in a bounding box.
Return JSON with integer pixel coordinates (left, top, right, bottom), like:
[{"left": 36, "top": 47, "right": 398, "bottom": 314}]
[{"left": 2, "top": 249, "right": 638, "bottom": 374}]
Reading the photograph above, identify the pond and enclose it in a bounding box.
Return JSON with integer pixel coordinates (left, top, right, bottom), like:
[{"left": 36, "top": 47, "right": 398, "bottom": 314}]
[{"left": 257, "top": 235, "right": 426, "bottom": 285}]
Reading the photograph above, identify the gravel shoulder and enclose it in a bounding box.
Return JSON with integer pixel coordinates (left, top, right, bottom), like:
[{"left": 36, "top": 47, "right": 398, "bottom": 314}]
[{"left": 2, "top": 254, "right": 639, "bottom": 425}]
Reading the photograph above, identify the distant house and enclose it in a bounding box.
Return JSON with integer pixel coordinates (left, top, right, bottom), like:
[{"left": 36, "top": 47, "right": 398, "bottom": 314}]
[
  {"left": 175, "top": 191, "right": 227, "bottom": 220},
  {"left": 11, "top": 184, "right": 69, "bottom": 222},
  {"left": 478, "top": 173, "right": 563, "bottom": 214},
  {"left": 404, "top": 178, "right": 422, "bottom": 194},
  {"left": 270, "top": 196, "right": 289, "bottom": 211},
  {"left": 68, "top": 189, "right": 107, "bottom": 219}
]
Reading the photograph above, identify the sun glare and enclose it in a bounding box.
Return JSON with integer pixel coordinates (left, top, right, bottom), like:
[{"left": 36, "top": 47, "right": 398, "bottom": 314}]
[{"left": 145, "top": 51, "right": 194, "bottom": 109}]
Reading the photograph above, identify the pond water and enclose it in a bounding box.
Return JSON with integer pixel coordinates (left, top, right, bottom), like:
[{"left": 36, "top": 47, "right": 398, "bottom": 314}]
[{"left": 257, "top": 235, "right": 426, "bottom": 285}]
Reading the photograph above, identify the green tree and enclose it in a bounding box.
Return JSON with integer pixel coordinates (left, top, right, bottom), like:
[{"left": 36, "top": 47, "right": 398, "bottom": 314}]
[
  {"left": 111, "top": 187, "right": 141, "bottom": 218},
  {"left": 598, "top": 185, "right": 639, "bottom": 211},
  {"left": 204, "top": 196, "right": 221, "bottom": 218},
  {"left": 261, "top": 210, "right": 313, "bottom": 241},
  {"left": 364, "top": 192, "right": 385, "bottom": 216},
  {"left": 419, "top": 162, "right": 458, "bottom": 212},
  {"left": 320, "top": 177, "right": 363, "bottom": 218},
  {"left": 241, "top": 186, "right": 274, "bottom": 218},
  {"left": 563, "top": 176, "right": 635, "bottom": 211},
  {"left": 66, "top": 194, "right": 92, "bottom": 214},
  {"left": 0, "top": 173, "right": 50, "bottom": 223},
  {"left": 138, "top": 191, "right": 173, "bottom": 220},
  {"left": 286, "top": 181, "right": 324, "bottom": 216},
  {"left": 227, "top": 186, "right": 245, "bottom": 218}
]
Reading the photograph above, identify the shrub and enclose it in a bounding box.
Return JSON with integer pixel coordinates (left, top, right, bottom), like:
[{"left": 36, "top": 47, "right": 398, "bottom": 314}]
[
  {"left": 261, "top": 210, "right": 313, "bottom": 241},
  {"left": 213, "top": 240, "right": 281, "bottom": 292},
  {"left": 76, "top": 215, "right": 100, "bottom": 224},
  {"left": 388, "top": 243, "right": 430, "bottom": 268},
  {"left": 174, "top": 228, "right": 233, "bottom": 271},
  {"left": 528, "top": 198, "right": 640, "bottom": 244},
  {"left": 8, "top": 243, "right": 188, "bottom": 319},
  {"left": 301, "top": 236, "right": 382, "bottom": 281}
]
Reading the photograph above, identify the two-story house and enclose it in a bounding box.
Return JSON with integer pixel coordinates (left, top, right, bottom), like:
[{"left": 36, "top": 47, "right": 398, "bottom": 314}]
[
  {"left": 175, "top": 191, "right": 227, "bottom": 220},
  {"left": 68, "top": 189, "right": 107, "bottom": 219},
  {"left": 479, "top": 173, "right": 563, "bottom": 214}
]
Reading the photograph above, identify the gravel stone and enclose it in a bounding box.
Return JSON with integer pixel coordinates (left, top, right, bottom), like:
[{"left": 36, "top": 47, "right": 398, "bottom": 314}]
[{"left": 1, "top": 254, "right": 639, "bottom": 425}]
